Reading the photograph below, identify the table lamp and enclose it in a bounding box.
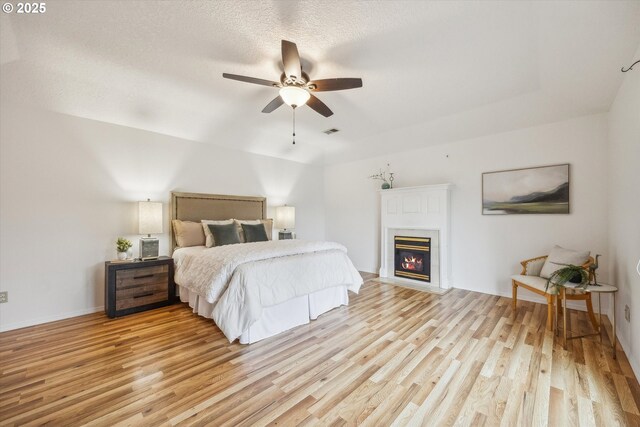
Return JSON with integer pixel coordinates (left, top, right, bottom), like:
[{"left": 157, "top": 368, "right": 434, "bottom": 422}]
[
  {"left": 139, "top": 199, "right": 162, "bottom": 260},
  {"left": 275, "top": 205, "right": 295, "bottom": 240}
]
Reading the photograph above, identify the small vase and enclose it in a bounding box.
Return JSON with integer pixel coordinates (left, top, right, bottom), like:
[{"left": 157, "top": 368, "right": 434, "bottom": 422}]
[
  {"left": 381, "top": 182, "right": 391, "bottom": 190},
  {"left": 117, "top": 252, "right": 127, "bottom": 260}
]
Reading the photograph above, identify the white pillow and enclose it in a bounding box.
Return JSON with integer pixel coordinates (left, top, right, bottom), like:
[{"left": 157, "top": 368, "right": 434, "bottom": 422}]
[
  {"left": 201, "top": 219, "right": 234, "bottom": 248},
  {"left": 539, "top": 245, "right": 590, "bottom": 279}
]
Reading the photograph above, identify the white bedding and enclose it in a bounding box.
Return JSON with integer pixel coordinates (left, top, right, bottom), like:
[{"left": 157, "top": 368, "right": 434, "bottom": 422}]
[
  {"left": 174, "top": 240, "right": 363, "bottom": 342},
  {"left": 178, "top": 285, "right": 348, "bottom": 344}
]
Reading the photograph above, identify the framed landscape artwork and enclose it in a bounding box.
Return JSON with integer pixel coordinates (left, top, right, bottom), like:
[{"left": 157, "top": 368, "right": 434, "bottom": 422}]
[{"left": 482, "top": 164, "right": 570, "bottom": 215}]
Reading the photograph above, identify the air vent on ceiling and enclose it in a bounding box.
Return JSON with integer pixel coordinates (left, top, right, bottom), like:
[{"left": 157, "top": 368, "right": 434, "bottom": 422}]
[{"left": 323, "top": 128, "right": 340, "bottom": 135}]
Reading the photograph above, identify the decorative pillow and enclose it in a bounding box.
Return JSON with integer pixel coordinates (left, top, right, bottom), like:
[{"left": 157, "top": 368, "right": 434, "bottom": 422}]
[
  {"left": 241, "top": 223, "right": 269, "bottom": 242},
  {"left": 172, "top": 220, "right": 206, "bottom": 247},
  {"left": 235, "top": 219, "right": 273, "bottom": 242},
  {"left": 201, "top": 219, "right": 234, "bottom": 247},
  {"left": 539, "top": 245, "right": 590, "bottom": 279},
  {"left": 208, "top": 223, "right": 241, "bottom": 246},
  {"left": 262, "top": 218, "right": 274, "bottom": 239}
]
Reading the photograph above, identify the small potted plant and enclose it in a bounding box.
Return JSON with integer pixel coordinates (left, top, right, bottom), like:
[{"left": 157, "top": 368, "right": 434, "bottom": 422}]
[
  {"left": 368, "top": 163, "right": 395, "bottom": 189},
  {"left": 545, "top": 263, "right": 589, "bottom": 293},
  {"left": 116, "top": 237, "right": 133, "bottom": 260}
]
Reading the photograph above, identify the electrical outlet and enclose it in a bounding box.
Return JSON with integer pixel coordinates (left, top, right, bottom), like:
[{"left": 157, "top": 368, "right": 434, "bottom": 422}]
[
  {"left": 625, "top": 305, "right": 631, "bottom": 322},
  {"left": 0, "top": 291, "right": 7, "bottom": 303}
]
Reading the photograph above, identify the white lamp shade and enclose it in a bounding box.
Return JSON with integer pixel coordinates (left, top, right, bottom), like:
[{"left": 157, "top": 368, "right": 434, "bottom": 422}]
[
  {"left": 275, "top": 205, "right": 295, "bottom": 229},
  {"left": 138, "top": 201, "right": 163, "bottom": 235},
  {"left": 279, "top": 86, "right": 310, "bottom": 107}
]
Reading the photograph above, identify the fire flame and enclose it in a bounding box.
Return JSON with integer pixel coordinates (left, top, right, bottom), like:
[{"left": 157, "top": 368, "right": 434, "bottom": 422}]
[{"left": 401, "top": 255, "right": 423, "bottom": 271}]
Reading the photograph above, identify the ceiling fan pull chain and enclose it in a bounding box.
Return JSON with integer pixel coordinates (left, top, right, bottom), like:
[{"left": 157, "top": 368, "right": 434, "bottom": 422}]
[{"left": 292, "top": 107, "right": 296, "bottom": 145}]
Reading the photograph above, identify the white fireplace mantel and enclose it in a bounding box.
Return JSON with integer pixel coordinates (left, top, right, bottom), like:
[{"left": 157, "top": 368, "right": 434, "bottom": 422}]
[{"left": 379, "top": 183, "right": 453, "bottom": 290}]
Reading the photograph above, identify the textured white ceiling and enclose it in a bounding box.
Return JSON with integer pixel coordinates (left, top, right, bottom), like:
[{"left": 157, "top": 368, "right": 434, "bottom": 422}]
[{"left": 1, "top": 1, "right": 639, "bottom": 164}]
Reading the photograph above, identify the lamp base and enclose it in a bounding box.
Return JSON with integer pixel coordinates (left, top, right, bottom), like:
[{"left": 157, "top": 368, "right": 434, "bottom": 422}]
[
  {"left": 139, "top": 237, "right": 159, "bottom": 260},
  {"left": 278, "top": 231, "right": 294, "bottom": 240}
]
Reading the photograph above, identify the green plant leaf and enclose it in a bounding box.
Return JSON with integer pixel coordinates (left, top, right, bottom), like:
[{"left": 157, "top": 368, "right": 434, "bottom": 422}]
[{"left": 545, "top": 263, "right": 589, "bottom": 292}]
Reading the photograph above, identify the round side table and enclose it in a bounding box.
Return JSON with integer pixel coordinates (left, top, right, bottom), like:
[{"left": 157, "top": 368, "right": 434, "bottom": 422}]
[{"left": 556, "top": 283, "right": 618, "bottom": 358}]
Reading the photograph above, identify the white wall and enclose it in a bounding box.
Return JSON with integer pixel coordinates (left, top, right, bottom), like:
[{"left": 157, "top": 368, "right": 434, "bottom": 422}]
[
  {"left": 0, "top": 103, "right": 325, "bottom": 331},
  {"left": 607, "top": 46, "right": 640, "bottom": 378},
  {"left": 325, "top": 114, "right": 610, "bottom": 301}
]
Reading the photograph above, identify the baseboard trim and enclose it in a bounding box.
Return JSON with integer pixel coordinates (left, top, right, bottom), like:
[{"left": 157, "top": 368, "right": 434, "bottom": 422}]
[
  {"left": 0, "top": 306, "right": 104, "bottom": 332},
  {"left": 616, "top": 329, "right": 640, "bottom": 381}
]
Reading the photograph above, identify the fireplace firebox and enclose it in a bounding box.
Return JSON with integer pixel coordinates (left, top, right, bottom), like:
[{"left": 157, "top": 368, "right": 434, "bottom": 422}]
[{"left": 394, "top": 236, "right": 431, "bottom": 282}]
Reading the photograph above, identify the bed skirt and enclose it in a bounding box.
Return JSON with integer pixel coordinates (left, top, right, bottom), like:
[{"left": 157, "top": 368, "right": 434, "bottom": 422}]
[{"left": 177, "top": 285, "right": 349, "bottom": 344}]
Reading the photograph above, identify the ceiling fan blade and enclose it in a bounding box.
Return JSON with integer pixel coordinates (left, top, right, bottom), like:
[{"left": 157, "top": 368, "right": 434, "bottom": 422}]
[
  {"left": 307, "top": 94, "right": 333, "bottom": 117},
  {"left": 222, "top": 73, "right": 279, "bottom": 87},
  {"left": 281, "top": 40, "right": 302, "bottom": 81},
  {"left": 262, "top": 96, "right": 284, "bottom": 113},
  {"left": 309, "top": 78, "right": 363, "bottom": 92}
]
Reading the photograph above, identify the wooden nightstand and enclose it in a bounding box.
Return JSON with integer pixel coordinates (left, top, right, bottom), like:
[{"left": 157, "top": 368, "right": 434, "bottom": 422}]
[{"left": 105, "top": 256, "right": 175, "bottom": 318}]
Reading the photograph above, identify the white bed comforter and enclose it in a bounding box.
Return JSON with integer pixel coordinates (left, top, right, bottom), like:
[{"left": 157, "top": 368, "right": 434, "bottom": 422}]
[{"left": 174, "top": 240, "right": 363, "bottom": 342}]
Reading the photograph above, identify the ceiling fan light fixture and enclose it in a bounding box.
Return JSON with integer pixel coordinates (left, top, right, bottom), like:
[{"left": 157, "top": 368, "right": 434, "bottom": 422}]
[{"left": 279, "top": 86, "right": 310, "bottom": 107}]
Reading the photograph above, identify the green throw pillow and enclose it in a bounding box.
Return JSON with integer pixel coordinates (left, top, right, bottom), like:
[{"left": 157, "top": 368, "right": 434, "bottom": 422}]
[
  {"left": 208, "top": 223, "right": 241, "bottom": 246},
  {"left": 241, "top": 223, "right": 269, "bottom": 242}
]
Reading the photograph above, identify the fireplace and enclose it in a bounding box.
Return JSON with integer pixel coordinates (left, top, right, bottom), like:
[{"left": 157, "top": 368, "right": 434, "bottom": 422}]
[
  {"left": 379, "top": 183, "right": 451, "bottom": 290},
  {"left": 394, "top": 236, "right": 430, "bottom": 282}
]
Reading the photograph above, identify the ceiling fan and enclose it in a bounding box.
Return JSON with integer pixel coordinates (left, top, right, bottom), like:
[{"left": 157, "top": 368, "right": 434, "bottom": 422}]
[{"left": 222, "top": 40, "right": 363, "bottom": 118}]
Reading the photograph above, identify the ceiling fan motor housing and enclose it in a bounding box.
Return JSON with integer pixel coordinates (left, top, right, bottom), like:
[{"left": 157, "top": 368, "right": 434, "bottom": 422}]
[{"left": 281, "top": 72, "right": 310, "bottom": 88}]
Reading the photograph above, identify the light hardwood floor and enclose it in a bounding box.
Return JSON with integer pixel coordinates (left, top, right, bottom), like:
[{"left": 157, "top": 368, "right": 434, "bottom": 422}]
[{"left": 1, "top": 278, "right": 639, "bottom": 426}]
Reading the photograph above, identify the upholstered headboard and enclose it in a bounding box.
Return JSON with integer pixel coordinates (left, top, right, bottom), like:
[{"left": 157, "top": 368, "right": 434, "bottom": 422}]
[{"left": 170, "top": 192, "right": 266, "bottom": 251}]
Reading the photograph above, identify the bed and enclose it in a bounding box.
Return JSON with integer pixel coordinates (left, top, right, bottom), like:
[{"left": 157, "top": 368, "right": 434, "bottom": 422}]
[{"left": 170, "top": 192, "right": 363, "bottom": 344}]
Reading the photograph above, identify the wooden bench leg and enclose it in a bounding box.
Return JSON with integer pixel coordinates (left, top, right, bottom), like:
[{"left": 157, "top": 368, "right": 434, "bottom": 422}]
[
  {"left": 585, "top": 293, "right": 599, "bottom": 331},
  {"left": 546, "top": 294, "right": 554, "bottom": 330},
  {"left": 512, "top": 281, "right": 517, "bottom": 313}
]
